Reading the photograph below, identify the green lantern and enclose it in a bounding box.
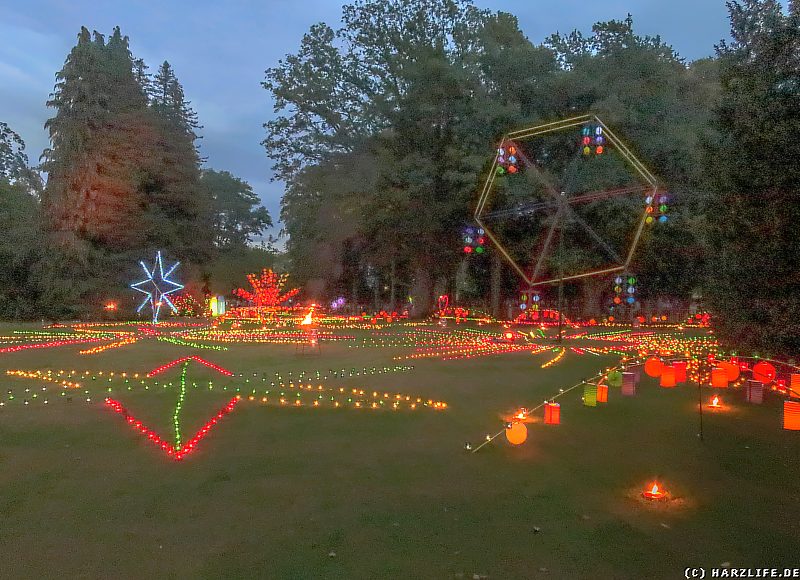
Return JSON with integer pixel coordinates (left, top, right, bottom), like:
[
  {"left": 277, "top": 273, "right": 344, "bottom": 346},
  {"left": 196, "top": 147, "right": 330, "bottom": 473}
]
[{"left": 607, "top": 370, "right": 623, "bottom": 388}]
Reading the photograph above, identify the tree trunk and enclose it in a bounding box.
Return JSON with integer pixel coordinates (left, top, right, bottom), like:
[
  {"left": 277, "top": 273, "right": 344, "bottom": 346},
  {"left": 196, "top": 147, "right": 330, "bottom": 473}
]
[
  {"left": 389, "top": 257, "right": 396, "bottom": 312},
  {"left": 491, "top": 250, "right": 502, "bottom": 318},
  {"left": 581, "top": 277, "right": 605, "bottom": 319},
  {"left": 410, "top": 266, "right": 432, "bottom": 318},
  {"left": 351, "top": 273, "right": 359, "bottom": 315}
]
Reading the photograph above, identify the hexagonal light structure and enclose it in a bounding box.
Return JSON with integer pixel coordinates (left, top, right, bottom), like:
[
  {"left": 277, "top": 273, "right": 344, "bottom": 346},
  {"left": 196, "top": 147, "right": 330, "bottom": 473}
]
[{"left": 474, "top": 114, "right": 661, "bottom": 287}]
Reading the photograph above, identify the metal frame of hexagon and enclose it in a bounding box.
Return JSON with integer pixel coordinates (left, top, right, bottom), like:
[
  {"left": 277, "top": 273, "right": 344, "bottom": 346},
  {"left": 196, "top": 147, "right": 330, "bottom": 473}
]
[{"left": 474, "top": 114, "right": 660, "bottom": 287}]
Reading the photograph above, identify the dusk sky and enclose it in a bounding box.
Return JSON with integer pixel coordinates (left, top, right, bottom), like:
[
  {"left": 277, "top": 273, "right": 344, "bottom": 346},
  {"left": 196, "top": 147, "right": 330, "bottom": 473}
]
[{"left": 0, "top": 0, "right": 731, "bottom": 239}]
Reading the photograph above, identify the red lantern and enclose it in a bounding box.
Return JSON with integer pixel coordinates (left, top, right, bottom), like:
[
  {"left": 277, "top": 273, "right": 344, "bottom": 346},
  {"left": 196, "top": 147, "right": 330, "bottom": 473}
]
[
  {"left": 711, "top": 367, "right": 729, "bottom": 388},
  {"left": 644, "top": 357, "right": 663, "bottom": 378},
  {"left": 544, "top": 402, "right": 560, "bottom": 425},
  {"left": 660, "top": 366, "right": 676, "bottom": 388},
  {"left": 720, "top": 361, "right": 740, "bottom": 382},
  {"left": 597, "top": 384, "right": 608, "bottom": 403},
  {"left": 752, "top": 361, "right": 776, "bottom": 384},
  {"left": 672, "top": 361, "right": 687, "bottom": 383}
]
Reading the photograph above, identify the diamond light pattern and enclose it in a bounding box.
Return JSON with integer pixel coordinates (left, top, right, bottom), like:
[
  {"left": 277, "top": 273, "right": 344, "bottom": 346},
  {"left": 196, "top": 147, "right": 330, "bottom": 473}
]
[{"left": 474, "top": 114, "right": 660, "bottom": 287}]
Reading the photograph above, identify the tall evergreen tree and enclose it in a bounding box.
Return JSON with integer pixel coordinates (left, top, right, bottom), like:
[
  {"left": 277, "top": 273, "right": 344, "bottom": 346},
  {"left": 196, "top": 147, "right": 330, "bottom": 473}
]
[
  {"left": 152, "top": 61, "right": 202, "bottom": 140},
  {"left": 41, "top": 27, "right": 213, "bottom": 315},
  {"left": 703, "top": 0, "right": 800, "bottom": 355},
  {"left": 146, "top": 60, "right": 213, "bottom": 265}
]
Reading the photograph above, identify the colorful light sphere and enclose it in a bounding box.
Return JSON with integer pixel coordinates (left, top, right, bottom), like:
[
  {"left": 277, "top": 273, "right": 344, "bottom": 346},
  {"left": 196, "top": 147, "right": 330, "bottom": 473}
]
[
  {"left": 581, "top": 125, "right": 606, "bottom": 155},
  {"left": 505, "top": 422, "right": 527, "bottom": 445},
  {"left": 463, "top": 226, "right": 487, "bottom": 254},
  {"left": 130, "top": 251, "right": 184, "bottom": 324},
  {"left": 496, "top": 142, "right": 520, "bottom": 174},
  {"left": 613, "top": 273, "right": 637, "bottom": 308}
]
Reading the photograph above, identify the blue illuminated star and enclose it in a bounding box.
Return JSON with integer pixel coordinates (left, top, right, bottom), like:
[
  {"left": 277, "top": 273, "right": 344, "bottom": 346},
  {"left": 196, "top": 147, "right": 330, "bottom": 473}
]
[{"left": 130, "top": 251, "right": 184, "bottom": 324}]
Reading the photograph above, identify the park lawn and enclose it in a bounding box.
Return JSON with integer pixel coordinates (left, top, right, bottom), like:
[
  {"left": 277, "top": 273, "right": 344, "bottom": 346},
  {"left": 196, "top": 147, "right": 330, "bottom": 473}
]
[{"left": 0, "top": 323, "right": 798, "bottom": 579}]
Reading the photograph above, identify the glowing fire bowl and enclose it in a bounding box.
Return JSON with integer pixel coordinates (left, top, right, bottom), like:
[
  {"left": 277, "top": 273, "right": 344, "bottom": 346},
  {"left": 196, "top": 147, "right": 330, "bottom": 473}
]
[{"left": 642, "top": 483, "right": 668, "bottom": 501}]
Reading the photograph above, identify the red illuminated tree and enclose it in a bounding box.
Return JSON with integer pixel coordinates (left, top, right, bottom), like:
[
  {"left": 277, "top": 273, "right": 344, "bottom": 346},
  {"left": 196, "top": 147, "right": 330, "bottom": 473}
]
[{"left": 234, "top": 269, "right": 299, "bottom": 319}]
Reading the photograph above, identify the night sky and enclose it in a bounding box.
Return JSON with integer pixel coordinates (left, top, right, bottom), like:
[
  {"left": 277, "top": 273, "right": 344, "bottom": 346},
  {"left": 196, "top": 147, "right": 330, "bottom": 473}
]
[{"left": 0, "top": 0, "right": 731, "bottom": 238}]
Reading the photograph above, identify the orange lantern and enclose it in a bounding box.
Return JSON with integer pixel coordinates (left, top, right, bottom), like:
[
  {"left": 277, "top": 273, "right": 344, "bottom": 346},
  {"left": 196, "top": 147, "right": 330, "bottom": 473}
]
[
  {"left": 783, "top": 401, "right": 800, "bottom": 431},
  {"left": 752, "top": 361, "right": 776, "bottom": 384},
  {"left": 672, "top": 361, "right": 687, "bottom": 383},
  {"left": 711, "top": 367, "right": 729, "bottom": 388},
  {"left": 791, "top": 374, "right": 800, "bottom": 398},
  {"left": 597, "top": 384, "right": 608, "bottom": 403},
  {"left": 505, "top": 422, "right": 527, "bottom": 445},
  {"left": 719, "top": 361, "right": 740, "bottom": 382},
  {"left": 659, "top": 366, "right": 677, "bottom": 388},
  {"left": 544, "top": 402, "right": 560, "bottom": 425},
  {"left": 644, "top": 357, "right": 663, "bottom": 378}
]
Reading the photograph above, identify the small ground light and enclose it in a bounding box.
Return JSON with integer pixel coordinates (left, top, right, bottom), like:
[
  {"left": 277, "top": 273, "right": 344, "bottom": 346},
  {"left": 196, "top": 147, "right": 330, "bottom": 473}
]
[{"left": 642, "top": 482, "right": 667, "bottom": 500}]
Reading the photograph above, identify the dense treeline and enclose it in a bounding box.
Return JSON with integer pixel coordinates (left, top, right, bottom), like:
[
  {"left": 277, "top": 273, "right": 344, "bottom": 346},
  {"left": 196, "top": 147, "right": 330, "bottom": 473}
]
[
  {"left": 265, "top": 0, "right": 800, "bottom": 356},
  {"left": 0, "top": 27, "right": 273, "bottom": 319},
  {"left": 1, "top": 2, "right": 798, "bottom": 356}
]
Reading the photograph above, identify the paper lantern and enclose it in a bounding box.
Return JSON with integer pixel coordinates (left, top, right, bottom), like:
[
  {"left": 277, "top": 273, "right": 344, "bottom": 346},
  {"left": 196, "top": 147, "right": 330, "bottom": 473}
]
[
  {"left": 746, "top": 380, "right": 763, "bottom": 404},
  {"left": 783, "top": 400, "right": 800, "bottom": 430},
  {"left": 791, "top": 374, "right": 800, "bottom": 398},
  {"left": 607, "top": 370, "right": 623, "bottom": 388},
  {"left": 644, "top": 357, "right": 663, "bottom": 378},
  {"left": 505, "top": 422, "right": 528, "bottom": 444},
  {"left": 720, "top": 361, "right": 740, "bottom": 382},
  {"left": 544, "top": 402, "right": 560, "bottom": 425},
  {"left": 752, "top": 361, "right": 776, "bottom": 384},
  {"left": 583, "top": 384, "right": 597, "bottom": 407},
  {"left": 672, "top": 361, "right": 687, "bottom": 383},
  {"left": 660, "top": 366, "right": 677, "bottom": 388},
  {"left": 711, "top": 367, "right": 729, "bottom": 388},
  {"left": 621, "top": 372, "right": 636, "bottom": 396},
  {"left": 597, "top": 384, "right": 608, "bottom": 403}
]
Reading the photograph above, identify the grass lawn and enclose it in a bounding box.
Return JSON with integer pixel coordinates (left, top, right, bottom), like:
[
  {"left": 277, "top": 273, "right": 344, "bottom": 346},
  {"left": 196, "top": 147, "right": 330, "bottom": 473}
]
[{"left": 0, "top": 322, "right": 798, "bottom": 579}]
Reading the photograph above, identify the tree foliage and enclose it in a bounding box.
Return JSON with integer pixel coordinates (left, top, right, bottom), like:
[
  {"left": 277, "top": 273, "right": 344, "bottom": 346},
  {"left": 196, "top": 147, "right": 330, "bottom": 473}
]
[
  {"left": 201, "top": 169, "right": 272, "bottom": 249},
  {"left": 702, "top": 0, "right": 800, "bottom": 355},
  {"left": 30, "top": 27, "right": 255, "bottom": 317},
  {"left": 266, "top": 2, "right": 719, "bottom": 317}
]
